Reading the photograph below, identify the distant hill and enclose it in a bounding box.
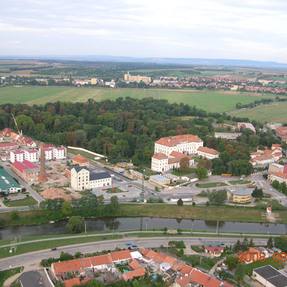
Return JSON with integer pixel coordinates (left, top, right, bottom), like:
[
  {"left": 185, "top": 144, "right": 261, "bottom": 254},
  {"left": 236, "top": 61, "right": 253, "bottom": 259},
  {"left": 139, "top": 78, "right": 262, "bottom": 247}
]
[{"left": 1, "top": 55, "right": 287, "bottom": 69}]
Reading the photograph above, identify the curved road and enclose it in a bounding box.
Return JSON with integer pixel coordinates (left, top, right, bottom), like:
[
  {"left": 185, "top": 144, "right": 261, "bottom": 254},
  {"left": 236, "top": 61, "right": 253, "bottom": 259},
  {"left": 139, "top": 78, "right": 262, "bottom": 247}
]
[{"left": 0, "top": 236, "right": 267, "bottom": 271}]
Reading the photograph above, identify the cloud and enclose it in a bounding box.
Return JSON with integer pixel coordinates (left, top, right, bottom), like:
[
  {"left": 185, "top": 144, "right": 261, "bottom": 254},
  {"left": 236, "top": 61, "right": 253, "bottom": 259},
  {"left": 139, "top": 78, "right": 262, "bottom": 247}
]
[{"left": 0, "top": 0, "right": 286, "bottom": 62}]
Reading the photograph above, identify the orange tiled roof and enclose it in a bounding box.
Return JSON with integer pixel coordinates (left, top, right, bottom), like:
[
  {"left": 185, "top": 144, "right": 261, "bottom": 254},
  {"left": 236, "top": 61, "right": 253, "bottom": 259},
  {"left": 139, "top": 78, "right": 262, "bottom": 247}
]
[
  {"left": 64, "top": 278, "right": 90, "bottom": 287},
  {"left": 156, "top": 134, "right": 202, "bottom": 147},
  {"left": 110, "top": 250, "right": 132, "bottom": 261},
  {"left": 198, "top": 146, "right": 219, "bottom": 155},
  {"left": 129, "top": 259, "right": 141, "bottom": 270},
  {"left": 73, "top": 154, "right": 88, "bottom": 164},
  {"left": 122, "top": 267, "right": 145, "bottom": 281},
  {"left": 152, "top": 153, "right": 168, "bottom": 160}
]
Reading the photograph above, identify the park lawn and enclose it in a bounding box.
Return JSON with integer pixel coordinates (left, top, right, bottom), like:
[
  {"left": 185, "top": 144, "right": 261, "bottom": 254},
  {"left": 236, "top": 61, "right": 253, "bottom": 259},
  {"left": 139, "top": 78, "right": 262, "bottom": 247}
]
[
  {"left": 0, "top": 86, "right": 275, "bottom": 113},
  {"left": 4, "top": 196, "right": 37, "bottom": 207},
  {"left": 228, "top": 180, "right": 251, "bottom": 185},
  {"left": 0, "top": 267, "right": 23, "bottom": 287},
  {"left": 229, "top": 102, "right": 287, "bottom": 123},
  {"left": 196, "top": 182, "right": 228, "bottom": 188},
  {"left": 118, "top": 204, "right": 270, "bottom": 223}
]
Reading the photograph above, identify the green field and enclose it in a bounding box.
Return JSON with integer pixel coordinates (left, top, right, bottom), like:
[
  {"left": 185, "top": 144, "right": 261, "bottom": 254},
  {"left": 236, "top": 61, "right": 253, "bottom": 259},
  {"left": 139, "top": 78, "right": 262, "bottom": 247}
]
[
  {"left": 230, "top": 102, "right": 287, "bottom": 123},
  {"left": 0, "top": 86, "right": 275, "bottom": 113}
]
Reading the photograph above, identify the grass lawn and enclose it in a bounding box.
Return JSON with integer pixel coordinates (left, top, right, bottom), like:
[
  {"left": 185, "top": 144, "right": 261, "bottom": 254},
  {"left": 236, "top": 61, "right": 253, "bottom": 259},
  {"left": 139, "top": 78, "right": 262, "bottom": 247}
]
[
  {"left": 0, "top": 267, "right": 23, "bottom": 287},
  {"left": 228, "top": 180, "right": 251, "bottom": 185},
  {"left": 196, "top": 182, "right": 228, "bottom": 188},
  {"left": 172, "top": 168, "right": 195, "bottom": 176},
  {"left": 4, "top": 196, "right": 37, "bottom": 207},
  {"left": 242, "top": 257, "right": 284, "bottom": 276},
  {"left": 106, "top": 187, "right": 126, "bottom": 193},
  {"left": 0, "top": 234, "right": 122, "bottom": 259},
  {"left": 0, "top": 86, "right": 275, "bottom": 113},
  {"left": 229, "top": 102, "right": 287, "bottom": 123}
]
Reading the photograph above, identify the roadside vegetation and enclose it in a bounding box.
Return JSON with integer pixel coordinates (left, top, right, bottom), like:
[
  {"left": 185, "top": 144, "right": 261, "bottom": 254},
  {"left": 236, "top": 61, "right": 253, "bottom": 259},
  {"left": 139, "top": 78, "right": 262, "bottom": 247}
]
[{"left": 0, "top": 267, "right": 23, "bottom": 287}]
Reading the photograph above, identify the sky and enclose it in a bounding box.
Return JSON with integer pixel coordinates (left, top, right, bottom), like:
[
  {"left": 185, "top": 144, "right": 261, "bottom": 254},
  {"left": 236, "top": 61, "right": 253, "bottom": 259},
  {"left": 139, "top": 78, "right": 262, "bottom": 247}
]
[{"left": 0, "top": 0, "right": 287, "bottom": 63}]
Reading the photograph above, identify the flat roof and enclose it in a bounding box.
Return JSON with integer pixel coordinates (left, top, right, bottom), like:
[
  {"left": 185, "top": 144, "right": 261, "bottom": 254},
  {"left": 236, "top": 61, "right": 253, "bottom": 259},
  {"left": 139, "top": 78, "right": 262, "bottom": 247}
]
[
  {"left": 229, "top": 188, "right": 253, "bottom": 196},
  {"left": 0, "top": 167, "right": 20, "bottom": 191},
  {"left": 254, "top": 265, "right": 287, "bottom": 287}
]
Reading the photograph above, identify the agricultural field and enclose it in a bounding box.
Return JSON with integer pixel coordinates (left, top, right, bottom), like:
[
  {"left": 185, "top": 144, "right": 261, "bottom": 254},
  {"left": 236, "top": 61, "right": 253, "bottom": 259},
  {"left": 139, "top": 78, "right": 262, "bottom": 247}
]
[
  {"left": 0, "top": 86, "right": 275, "bottom": 113},
  {"left": 230, "top": 101, "right": 287, "bottom": 123}
]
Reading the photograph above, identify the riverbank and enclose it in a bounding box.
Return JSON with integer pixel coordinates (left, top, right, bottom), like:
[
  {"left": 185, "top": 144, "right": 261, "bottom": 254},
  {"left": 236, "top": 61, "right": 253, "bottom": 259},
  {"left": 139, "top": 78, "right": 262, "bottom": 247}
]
[{"left": 0, "top": 204, "right": 287, "bottom": 227}]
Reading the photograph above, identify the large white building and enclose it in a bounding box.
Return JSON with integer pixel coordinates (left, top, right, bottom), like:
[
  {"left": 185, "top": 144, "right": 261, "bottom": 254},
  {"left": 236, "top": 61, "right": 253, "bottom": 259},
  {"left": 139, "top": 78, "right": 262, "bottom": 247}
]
[
  {"left": 154, "top": 134, "right": 203, "bottom": 156},
  {"left": 151, "top": 134, "right": 204, "bottom": 172},
  {"left": 71, "top": 166, "right": 112, "bottom": 191}
]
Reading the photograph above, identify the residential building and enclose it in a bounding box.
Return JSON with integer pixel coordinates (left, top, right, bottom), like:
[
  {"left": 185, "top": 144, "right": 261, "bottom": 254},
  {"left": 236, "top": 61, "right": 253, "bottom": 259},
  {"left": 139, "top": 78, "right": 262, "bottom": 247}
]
[
  {"left": 250, "top": 145, "right": 282, "bottom": 167},
  {"left": 24, "top": 149, "right": 38, "bottom": 162},
  {"left": 268, "top": 163, "right": 287, "bottom": 184},
  {"left": 90, "top": 78, "right": 98, "bottom": 85},
  {"left": 237, "top": 122, "right": 256, "bottom": 133},
  {"left": 10, "top": 150, "right": 25, "bottom": 163},
  {"left": 0, "top": 142, "right": 18, "bottom": 151},
  {"left": 70, "top": 166, "right": 112, "bottom": 191},
  {"left": 0, "top": 167, "right": 22, "bottom": 194},
  {"left": 11, "top": 160, "right": 39, "bottom": 183},
  {"left": 276, "top": 126, "right": 287, "bottom": 143},
  {"left": 52, "top": 248, "right": 232, "bottom": 287},
  {"left": 214, "top": 132, "right": 242, "bottom": 140},
  {"left": 124, "top": 73, "right": 152, "bottom": 84},
  {"left": 252, "top": 265, "right": 287, "bottom": 287},
  {"left": 197, "top": 146, "right": 219, "bottom": 159},
  {"left": 204, "top": 246, "right": 224, "bottom": 257},
  {"left": 227, "top": 188, "right": 253, "bottom": 204},
  {"left": 42, "top": 145, "right": 66, "bottom": 160},
  {"left": 238, "top": 247, "right": 267, "bottom": 264}
]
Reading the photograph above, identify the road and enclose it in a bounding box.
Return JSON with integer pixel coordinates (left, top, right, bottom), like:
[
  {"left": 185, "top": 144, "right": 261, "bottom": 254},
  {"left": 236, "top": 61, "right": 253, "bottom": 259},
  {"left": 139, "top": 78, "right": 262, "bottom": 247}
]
[
  {"left": 251, "top": 172, "right": 287, "bottom": 207},
  {"left": 0, "top": 236, "right": 268, "bottom": 271}
]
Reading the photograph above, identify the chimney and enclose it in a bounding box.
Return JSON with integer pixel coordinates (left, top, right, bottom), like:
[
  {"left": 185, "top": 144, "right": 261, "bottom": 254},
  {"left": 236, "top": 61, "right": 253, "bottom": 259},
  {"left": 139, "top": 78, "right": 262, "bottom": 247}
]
[{"left": 38, "top": 143, "right": 48, "bottom": 182}]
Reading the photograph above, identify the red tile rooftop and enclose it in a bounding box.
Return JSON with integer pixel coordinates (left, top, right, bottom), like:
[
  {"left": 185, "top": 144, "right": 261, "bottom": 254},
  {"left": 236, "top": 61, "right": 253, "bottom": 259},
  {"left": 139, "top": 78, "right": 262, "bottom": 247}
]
[
  {"left": 12, "top": 160, "right": 38, "bottom": 172},
  {"left": 122, "top": 267, "right": 146, "bottom": 281},
  {"left": 110, "top": 250, "right": 132, "bottom": 261},
  {"left": 155, "top": 134, "right": 202, "bottom": 147},
  {"left": 152, "top": 153, "right": 168, "bottom": 160},
  {"left": 198, "top": 146, "right": 219, "bottom": 155},
  {"left": 170, "top": 151, "right": 188, "bottom": 159}
]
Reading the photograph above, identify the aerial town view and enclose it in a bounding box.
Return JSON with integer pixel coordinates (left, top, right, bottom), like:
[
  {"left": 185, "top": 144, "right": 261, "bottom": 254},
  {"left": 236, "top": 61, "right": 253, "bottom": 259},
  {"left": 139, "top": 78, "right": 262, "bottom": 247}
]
[{"left": 0, "top": 0, "right": 287, "bottom": 287}]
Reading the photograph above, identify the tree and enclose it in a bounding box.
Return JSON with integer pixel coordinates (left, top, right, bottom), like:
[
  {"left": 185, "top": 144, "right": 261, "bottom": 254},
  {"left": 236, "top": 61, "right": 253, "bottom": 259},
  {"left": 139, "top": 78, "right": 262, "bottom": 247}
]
[
  {"left": 179, "top": 157, "right": 190, "bottom": 170},
  {"left": 274, "top": 236, "right": 287, "bottom": 251},
  {"left": 252, "top": 187, "right": 263, "bottom": 199},
  {"left": 267, "top": 237, "right": 274, "bottom": 249},
  {"left": 61, "top": 201, "right": 72, "bottom": 217},
  {"left": 66, "top": 216, "right": 84, "bottom": 234},
  {"left": 177, "top": 198, "right": 183, "bottom": 206},
  {"left": 10, "top": 211, "right": 19, "bottom": 221},
  {"left": 109, "top": 196, "right": 119, "bottom": 214},
  {"left": 225, "top": 255, "right": 239, "bottom": 270},
  {"left": 195, "top": 167, "right": 208, "bottom": 179},
  {"left": 208, "top": 190, "right": 227, "bottom": 205}
]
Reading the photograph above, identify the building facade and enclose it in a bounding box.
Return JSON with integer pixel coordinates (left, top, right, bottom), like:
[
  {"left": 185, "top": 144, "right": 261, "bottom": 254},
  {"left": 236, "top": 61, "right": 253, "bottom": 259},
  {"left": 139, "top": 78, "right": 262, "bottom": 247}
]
[{"left": 71, "top": 166, "right": 112, "bottom": 191}]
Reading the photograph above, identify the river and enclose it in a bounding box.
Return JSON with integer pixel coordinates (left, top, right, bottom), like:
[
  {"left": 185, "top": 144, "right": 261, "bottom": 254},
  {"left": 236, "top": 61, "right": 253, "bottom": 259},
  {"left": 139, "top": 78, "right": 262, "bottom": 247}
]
[{"left": 0, "top": 217, "right": 286, "bottom": 240}]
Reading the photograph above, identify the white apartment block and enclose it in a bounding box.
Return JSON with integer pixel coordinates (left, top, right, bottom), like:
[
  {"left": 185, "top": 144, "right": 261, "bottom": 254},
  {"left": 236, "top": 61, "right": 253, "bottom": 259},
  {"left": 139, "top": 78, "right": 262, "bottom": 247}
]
[
  {"left": 71, "top": 166, "right": 112, "bottom": 191},
  {"left": 43, "top": 145, "right": 66, "bottom": 161},
  {"left": 24, "top": 149, "right": 38, "bottom": 162},
  {"left": 10, "top": 150, "right": 25, "bottom": 163}
]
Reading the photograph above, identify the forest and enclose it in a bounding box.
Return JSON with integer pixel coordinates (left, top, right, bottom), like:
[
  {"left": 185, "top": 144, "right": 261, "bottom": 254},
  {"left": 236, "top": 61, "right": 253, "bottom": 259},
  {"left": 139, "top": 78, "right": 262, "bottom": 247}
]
[{"left": 0, "top": 97, "right": 280, "bottom": 175}]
